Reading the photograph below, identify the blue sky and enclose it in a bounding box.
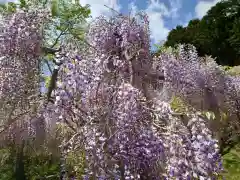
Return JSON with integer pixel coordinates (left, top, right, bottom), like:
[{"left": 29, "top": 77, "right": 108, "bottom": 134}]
[{"left": 80, "top": 0, "right": 221, "bottom": 47}]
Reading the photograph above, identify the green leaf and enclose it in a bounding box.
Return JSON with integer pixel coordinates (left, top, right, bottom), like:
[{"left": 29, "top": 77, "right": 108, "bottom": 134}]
[
  {"left": 7, "top": 2, "right": 17, "bottom": 13},
  {"left": 51, "top": 0, "right": 59, "bottom": 17},
  {"left": 220, "top": 111, "right": 228, "bottom": 121},
  {"left": 43, "top": 76, "right": 51, "bottom": 88},
  {"left": 170, "top": 96, "right": 189, "bottom": 113},
  {"left": 19, "top": 0, "right": 27, "bottom": 8},
  {"left": 0, "top": 4, "right": 7, "bottom": 10},
  {"left": 203, "top": 111, "right": 216, "bottom": 120},
  {"left": 46, "top": 54, "right": 55, "bottom": 61},
  {"left": 205, "top": 112, "right": 211, "bottom": 120}
]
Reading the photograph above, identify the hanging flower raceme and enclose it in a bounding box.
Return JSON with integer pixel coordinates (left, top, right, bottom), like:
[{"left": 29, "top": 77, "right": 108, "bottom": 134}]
[
  {"left": 151, "top": 98, "right": 222, "bottom": 179},
  {"left": 0, "top": 9, "right": 50, "bottom": 144},
  {"left": 188, "top": 114, "right": 223, "bottom": 177},
  {"left": 160, "top": 47, "right": 240, "bottom": 116},
  {"left": 0, "top": 9, "right": 49, "bottom": 106},
  {"left": 107, "top": 83, "right": 165, "bottom": 179},
  {"left": 50, "top": 13, "right": 227, "bottom": 179},
  {"left": 163, "top": 113, "right": 222, "bottom": 179},
  {"left": 86, "top": 13, "right": 150, "bottom": 54}
]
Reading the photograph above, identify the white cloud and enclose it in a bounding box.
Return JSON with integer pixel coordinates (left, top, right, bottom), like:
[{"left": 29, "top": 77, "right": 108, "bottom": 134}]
[
  {"left": 195, "top": 0, "right": 221, "bottom": 18},
  {"left": 146, "top": 5, "right": 169, "bottom": 44},
  {"left": 169, "top": 0, "right": 182, "bottom": 19},
  {"left": 128, "top": 1, "right": 138, "bottom": 16},
  {"left": 144, "top": 0, "right": 182, "bottom": 44},
  {"left": 128, "top": 1, "right": 170, "bottom": 44},
  {"left": 80, "top": 0, "right": 121, "bottom": 19}
]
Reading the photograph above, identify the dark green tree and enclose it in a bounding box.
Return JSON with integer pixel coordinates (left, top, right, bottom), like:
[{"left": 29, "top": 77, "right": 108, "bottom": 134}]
[
  {"left": 164, "top": 25, "right": 188, "bottom": 47},
  {"left": 163, "top": 0, "right": 240, "bottom": 66}
]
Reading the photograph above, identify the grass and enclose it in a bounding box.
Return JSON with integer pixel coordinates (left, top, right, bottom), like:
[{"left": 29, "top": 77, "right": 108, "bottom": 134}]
[{"left": 221, "top": 145, "right": 240, "bottom": 179}]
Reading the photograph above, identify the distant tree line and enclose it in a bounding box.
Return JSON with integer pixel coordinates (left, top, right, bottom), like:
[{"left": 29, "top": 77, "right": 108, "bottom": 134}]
[{"left": 162, "top": 0, "right": 240, "bottom": 66}]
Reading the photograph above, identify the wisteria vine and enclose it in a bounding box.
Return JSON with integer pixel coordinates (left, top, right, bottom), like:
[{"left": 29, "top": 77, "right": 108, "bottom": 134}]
[{"left": 1, "top": 8, "right": 240, "bottom": 180}]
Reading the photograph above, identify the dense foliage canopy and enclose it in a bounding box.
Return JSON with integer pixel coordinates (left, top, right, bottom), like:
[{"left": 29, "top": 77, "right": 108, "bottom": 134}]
[{"left": 163, "top": 0, "right": 240, "bottom": 66}]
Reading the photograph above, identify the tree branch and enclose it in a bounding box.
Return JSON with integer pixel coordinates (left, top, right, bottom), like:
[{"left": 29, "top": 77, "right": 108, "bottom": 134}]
[
  {"left": 0, "top": 110, "right": 30, "bottom": 135},
  {"left": 42, "top": 47, "right": 61, "bottom": 54},
  {"left": 46, "top": 68, "right": 60, "bottom": 102},
  {"left": 44, "top": 59, "right": 53, "bottom": 74}
]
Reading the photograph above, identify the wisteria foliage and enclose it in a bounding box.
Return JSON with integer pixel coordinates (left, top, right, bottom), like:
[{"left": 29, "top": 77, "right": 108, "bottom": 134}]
[{"left": 1, "top": 9, "right": 240, "bottom": 179}]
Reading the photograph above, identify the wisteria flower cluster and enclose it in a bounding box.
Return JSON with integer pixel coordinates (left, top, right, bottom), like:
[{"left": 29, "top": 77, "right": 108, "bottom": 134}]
[
  {"left": 161, "top": 45, "right": 240, "bottom": 115},
  {"left": 1, "top": 8, "right": 240, "bottom": 180},
  {"left": 51, "top": 13, "right": 230, "bottom": 179},
  {"left": 0, "top": 9, "right": 50, "bottom": 143}
]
